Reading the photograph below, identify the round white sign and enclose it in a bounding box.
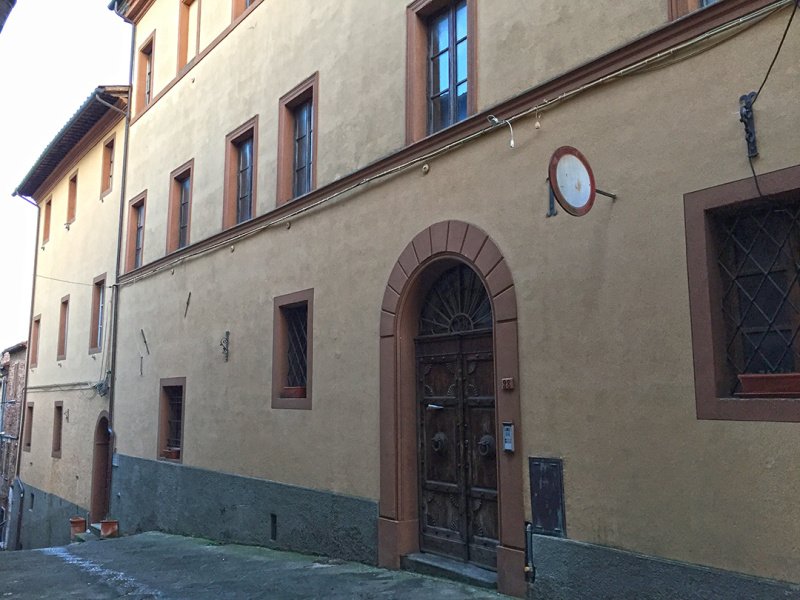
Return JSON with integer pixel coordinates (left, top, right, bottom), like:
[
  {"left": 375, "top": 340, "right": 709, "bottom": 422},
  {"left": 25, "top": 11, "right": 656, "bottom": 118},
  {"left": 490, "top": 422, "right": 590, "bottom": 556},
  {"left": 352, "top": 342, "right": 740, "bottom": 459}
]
[{"left": 548, "top": 146, "right": 596, "bottom": 217}]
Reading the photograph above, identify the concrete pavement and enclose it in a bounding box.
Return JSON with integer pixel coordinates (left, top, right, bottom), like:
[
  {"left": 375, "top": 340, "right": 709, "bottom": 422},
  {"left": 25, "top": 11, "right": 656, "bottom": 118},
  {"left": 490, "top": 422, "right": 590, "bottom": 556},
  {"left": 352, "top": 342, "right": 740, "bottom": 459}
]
[{"left": 0, "top": 532, "right": 510, "bottom": 599}]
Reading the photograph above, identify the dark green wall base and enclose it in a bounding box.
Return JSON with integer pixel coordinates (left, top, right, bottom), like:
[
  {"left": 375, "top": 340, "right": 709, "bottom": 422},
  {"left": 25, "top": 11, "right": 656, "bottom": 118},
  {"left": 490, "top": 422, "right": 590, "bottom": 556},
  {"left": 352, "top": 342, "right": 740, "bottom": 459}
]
[
  {"left": 110, "top": 453, "right": 378, "bottom": 564},
  {"left": 15, "top": 481, "right": 87, "bottom": 550},
  {"left": 528, "top": 535, "right": 800, "bottom": 600}
]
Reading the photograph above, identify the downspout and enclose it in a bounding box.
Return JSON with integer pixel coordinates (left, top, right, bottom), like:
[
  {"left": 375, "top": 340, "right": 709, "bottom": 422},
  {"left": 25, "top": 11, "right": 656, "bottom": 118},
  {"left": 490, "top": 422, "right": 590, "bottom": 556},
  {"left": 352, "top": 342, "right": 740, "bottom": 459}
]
[
  {"left": 10, "top": 191, "right": 39, "bottom": 550},
  {"left": 107, "top": 4, "right": 136, "bottom": 484}
]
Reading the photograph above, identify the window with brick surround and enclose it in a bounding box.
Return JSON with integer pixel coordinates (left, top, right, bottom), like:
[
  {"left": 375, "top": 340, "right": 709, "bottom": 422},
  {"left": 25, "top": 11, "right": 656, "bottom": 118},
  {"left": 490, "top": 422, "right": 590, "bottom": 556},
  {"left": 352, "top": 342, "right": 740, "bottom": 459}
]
[
  {"left": 57, "top": 295, "right": 69, "bottom": 361},
  {"left": 30, "top": 315, "right": 40, "bottom": 368},
  {"left": 685, "top": 164, "right": 800, "bottom": 422},
  {"left": 136, "top": 32, "right": 155, "bottom": 113},
  {"left": 90, "top": 274, "right": 106, "bottom": 354},
  {"left": 158, "top": 378, "right": 185, "bottom": 461},
  {"left": 277, "top": 73, "right": 318, "bottom": 205},
  {"left": 178, "top": 0, "right": 200, "bottom": 71},
  {"left": 272, "top": 289, "right": 313, "bottom": 409},
  {"left": 406, "top": 0, "right": 476, "bottom": 143},
  {"left": 23, "top": 403, "right": 33, "bottom": 452},
  {"left": 52, "top": 402, "right": 63, "bottom": 459},
  {"left": 42, "top": 198, "right": 52, "bottom": 244},
  {"left": 101, "top": 136, "right": 115, "bottom": 196},
  {"left": 126, "top": 192, "right": 147, "bottom": 271},
  {"left": 669, "top": 0, "right": 720, "bottom": 20},
  {"left": 232, "top": 0, "right": 254, "bottom": 21},
  {"left": 168, "top": 160, "right": 193, "bottom": 252},
  {"left": 67, "top": 172, "right": 77, "bottom": 224},
  {"left": 223, "top": 116, "right": 258, "bottom": 228}
]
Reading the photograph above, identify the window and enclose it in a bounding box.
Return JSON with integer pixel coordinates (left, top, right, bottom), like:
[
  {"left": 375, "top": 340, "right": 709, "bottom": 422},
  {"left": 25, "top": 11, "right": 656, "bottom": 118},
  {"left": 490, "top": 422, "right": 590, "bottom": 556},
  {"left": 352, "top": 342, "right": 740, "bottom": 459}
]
[
  {"left": 52, "top": 402, "right": 63, "bottom": 459},
  {"left": 101, "top": 136, "right": 115, "bottom": 196},
  {"left": 223, "top": 116, "right": 258, "bottom": 228},
  {"left": 178, "top": 0, "right": 200, "bottom": 71},
  {"left": 30, "top": 315, "right": 40, "bottom": 368},
  {"left": 67, "top": 173, "right": 77, "bottom": 224},
  {"left": 126, "top": 192, "right": 147, "bottom": 272},
  {"left": 23, "top": 403, "right": 33, "bottom": 452},
  {"left": 136, "top": 32, "right": 155, "bottom": 113},
  {"left": 272, "top": 289, "right": 313, "bottom": 409},
  {"left": 158, "top": 378, "right": 185, "bottom": 461},
  {"left": 669, "top": 0, "right": 720, "bottom": 20},
  {"left": 685, "top": 164, "right": 800, "bottom": 422},
  {"left": 277, "top": 73, "right": 318, "bottom": 205},
  {"left": 168, "top": 160, "right": 193, "bottom": 252},
  {"left": 57, "top": 295, "right": 69, "bottom": 361},
  {"left": 406, "top": 0, "right": 475, "bottom": 143},
  {"left": 90, "top": 274, "right": 106, "bottom": 353},
  {"left": 42, "top": 198, "right": 51, "bottom": 244},
  {"left": 232, "top": 0, "right": 254, "bottom": 20}
]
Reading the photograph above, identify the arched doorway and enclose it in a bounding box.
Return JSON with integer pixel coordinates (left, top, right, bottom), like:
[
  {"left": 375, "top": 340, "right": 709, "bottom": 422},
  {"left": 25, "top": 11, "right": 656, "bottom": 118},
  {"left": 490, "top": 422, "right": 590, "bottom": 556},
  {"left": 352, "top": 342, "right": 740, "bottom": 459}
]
[
  {"left": 90, "top": 414, "right": 111, "bottom": 523},
  {"left": 416, "top": 264, "right": 498, "bottom": 568},
  {"left": 378, "top": 221, "right": 526, "bottom": 597}
]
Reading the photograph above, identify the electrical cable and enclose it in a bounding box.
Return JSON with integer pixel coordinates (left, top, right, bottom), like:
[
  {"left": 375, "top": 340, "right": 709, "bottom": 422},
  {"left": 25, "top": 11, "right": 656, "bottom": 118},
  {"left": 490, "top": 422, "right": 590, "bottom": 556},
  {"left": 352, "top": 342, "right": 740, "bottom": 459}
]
[
  {"left": 36, "top": 274, "right": 96, "bottom": 287},
  {"left": 753, "top": 0, "right": 798, "bottom": 104}
]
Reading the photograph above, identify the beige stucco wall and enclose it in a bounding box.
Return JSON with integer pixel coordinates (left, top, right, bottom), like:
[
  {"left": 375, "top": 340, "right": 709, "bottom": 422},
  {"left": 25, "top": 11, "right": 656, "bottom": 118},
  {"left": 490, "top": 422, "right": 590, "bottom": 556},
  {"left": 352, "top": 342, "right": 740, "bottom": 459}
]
[
  {"left": 116, "top": 1, "right": 800, "bottom": 586},
  {"left": 22, "top": 117, "right": 124, "bottom": 508}
]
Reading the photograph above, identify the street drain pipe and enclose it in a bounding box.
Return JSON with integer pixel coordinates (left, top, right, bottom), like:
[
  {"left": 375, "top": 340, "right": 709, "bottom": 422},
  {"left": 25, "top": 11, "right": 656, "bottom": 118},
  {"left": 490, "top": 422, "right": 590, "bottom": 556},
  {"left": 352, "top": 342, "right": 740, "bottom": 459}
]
[{"left": 524, "top": 522, "right": 536, "bottom": 584}]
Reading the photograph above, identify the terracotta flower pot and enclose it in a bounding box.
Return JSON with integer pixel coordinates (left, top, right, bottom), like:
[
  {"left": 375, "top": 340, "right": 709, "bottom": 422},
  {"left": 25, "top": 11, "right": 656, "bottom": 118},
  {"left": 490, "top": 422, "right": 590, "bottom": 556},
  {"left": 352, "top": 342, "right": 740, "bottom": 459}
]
[
  {"left": 737, "top": 372, "right": 800, "bottom": 397},
  {"left": 161, "top": 447, "right": 181, "bottom": 460},
  {"left": 100, "top": 519, "right": 119, "bottom": 538},
  {"left": 69, "top": 516, "right": 86, "bottom": 540}
]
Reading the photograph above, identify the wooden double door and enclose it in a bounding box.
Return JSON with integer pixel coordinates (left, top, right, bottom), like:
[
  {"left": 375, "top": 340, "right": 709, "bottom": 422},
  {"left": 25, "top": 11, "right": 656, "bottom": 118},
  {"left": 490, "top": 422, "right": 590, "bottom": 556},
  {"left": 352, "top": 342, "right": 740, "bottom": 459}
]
[{"left": 416, "top": 331, "right": 499, "bottom": 569}]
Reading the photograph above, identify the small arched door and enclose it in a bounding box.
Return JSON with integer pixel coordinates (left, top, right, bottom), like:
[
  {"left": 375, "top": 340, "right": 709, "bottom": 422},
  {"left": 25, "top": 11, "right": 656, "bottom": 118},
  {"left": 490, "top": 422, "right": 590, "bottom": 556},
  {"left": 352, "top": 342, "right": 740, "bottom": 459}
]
[
  {"left": 416, "top": 264, "right": 499, "bottom": 569},
  {"left": 90, "top": 415, "right": 111, "bottom": 523}
]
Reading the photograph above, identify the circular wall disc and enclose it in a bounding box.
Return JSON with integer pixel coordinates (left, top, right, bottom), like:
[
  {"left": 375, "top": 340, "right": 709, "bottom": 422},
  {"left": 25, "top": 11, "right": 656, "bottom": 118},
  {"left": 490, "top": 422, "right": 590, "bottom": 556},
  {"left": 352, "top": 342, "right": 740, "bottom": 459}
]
[{"left": 548, "top": 146, "right": 597, "bottom": 217}]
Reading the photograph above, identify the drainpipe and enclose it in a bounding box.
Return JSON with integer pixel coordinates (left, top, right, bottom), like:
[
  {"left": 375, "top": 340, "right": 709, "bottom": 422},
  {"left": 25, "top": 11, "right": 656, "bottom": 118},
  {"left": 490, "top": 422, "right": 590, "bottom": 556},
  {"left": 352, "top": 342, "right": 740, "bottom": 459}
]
[
  {"left": 10, "top": 192, "right": 39, "bottom": 550},
  {"left": 107, "top": 4, "right": 136, "bottom": 485}
]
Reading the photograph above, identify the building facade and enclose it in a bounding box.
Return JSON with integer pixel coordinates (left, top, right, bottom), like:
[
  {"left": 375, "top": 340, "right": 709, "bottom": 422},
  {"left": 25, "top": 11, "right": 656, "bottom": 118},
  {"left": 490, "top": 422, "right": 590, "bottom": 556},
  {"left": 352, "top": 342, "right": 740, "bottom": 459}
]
[
  {"left": 12, "top": 87, "right": 128, "bottom": 550},
  {"left": 10, "top": 0, "right": 800, "bottom": 597},
  {"left": 0, "top": 342, "right": 25, "bottom": 548}
]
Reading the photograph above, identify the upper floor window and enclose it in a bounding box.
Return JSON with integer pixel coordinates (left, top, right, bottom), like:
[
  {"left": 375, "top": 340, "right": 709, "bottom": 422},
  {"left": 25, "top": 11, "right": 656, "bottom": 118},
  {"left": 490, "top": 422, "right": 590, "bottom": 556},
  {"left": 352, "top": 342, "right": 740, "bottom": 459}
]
[
  {"left": 42, "top": 198, "right": 52, "bottom": 244},
  {"left": 406, "top": 0, "right": 476, "bottom": 143},
  {"left": 30, "top": 315, "right": 41, "bottom": 368},
  {"left": 178, "top": 0, "right": 200, "bottom": 71},
  {"left": 126, "top": 192, "right": 147, "bottom": 271},
  {"left": 685, "top": 164, "right": 800, "bottom": 422},
  {"left": 232, "top": 0, "right": 254, "bottom": 20},
  {"left": 57, "top": 295, "right": 70, "bottom": 361},
  {"left": 102, "top": 136, "right": 115, "bottom": 196},
  {"left": 223, "top": 116, "right": 258, "bottom": 229},
  {"left": 90, "top": 274, "right": 106, "bottom": 354},
  {"left": 669, "top": 0, "right": 720, "bottom": 20},
  {"left": 277, "top": 73, "right": 318, "bottom": 205},
  {"left": 136, "top": 33, "right": 155, "bottom": 113},
  {"left": 67, "top": 173, "right": 78, "bottom": 224},
  {"left": 168, "top": 160, "right": 193, "bottom": 252}
]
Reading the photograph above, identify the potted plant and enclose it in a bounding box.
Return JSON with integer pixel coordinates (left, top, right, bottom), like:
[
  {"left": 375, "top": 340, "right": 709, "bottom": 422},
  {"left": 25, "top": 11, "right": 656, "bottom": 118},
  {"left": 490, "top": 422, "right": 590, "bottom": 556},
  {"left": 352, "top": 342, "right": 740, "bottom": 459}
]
[
  {"left": 100, "top": 519, "right": 119, "bottom": 538},
  {"left": 69, "top": 516, "right": 87, "bottom": 540}
]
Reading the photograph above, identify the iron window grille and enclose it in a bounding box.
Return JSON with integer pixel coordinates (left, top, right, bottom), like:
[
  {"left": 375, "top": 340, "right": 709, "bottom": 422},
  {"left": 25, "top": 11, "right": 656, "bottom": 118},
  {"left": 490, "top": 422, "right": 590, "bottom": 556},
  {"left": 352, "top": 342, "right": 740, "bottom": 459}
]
[
  {"left": 716, "top": 198, "right": 800, "bottom": 393},
  {"left": 284, "top": 304, "right": 308, "bottom": 388},
  {"left": 236, "top": 137, "right": 253, "bottom": 223},
  {"left": 134, "top": 203, "right": 145, "bottom": 268},
  {"left": 428, "top": 0, "right": 468, "bottom": 134},
  {"left": 164, "top": 385, "right": 183, "bottom": 449}
]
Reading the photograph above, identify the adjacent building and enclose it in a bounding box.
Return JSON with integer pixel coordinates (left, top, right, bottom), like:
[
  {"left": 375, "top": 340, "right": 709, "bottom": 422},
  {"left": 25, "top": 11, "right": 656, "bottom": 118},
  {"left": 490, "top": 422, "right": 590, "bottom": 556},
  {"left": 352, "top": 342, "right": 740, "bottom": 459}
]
[
  {"left": 0, "top": 341, "right": 25, "bottom": 548},
  {"left": 10, "top": 0, "right": 800, "bottom": 597},
  {"left": 12, "top": 86, "right": 128, "bottom": 549}
]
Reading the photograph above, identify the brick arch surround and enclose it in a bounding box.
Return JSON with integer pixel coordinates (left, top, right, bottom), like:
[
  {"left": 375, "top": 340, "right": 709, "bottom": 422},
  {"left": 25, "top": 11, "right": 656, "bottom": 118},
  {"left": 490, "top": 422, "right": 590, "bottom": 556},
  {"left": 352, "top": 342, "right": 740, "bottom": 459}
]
[{"left": 378, "top": 220, "right": 526, "bottom": 597}]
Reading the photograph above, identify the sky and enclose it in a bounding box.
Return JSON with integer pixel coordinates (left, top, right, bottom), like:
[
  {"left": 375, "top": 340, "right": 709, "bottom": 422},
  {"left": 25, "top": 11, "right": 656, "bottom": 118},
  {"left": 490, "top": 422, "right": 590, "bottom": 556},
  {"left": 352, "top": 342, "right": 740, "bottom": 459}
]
[{"left": 0, "top": 0, "right": 130, "bottom": 352}]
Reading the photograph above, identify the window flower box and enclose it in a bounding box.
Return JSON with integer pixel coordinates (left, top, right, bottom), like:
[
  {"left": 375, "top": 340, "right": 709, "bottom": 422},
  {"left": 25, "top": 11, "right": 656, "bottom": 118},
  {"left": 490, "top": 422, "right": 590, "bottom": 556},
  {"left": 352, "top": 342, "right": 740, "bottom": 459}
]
[{"left": 737, "top": 373, "right": 800, "bottom": 398}]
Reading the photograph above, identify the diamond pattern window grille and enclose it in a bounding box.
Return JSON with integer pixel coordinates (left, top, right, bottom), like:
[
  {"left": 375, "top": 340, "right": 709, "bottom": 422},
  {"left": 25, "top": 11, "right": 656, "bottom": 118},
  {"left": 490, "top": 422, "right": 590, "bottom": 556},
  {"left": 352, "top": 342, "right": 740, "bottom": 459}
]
[
  {"left": 164, "top": 385, "right": 183, "bottom": 449},
  {"left": 717, "top": 198, "right": 800, "bottom": 392},
  {"left": 285, "top": 304, "right": 308, "bottom": 387}
]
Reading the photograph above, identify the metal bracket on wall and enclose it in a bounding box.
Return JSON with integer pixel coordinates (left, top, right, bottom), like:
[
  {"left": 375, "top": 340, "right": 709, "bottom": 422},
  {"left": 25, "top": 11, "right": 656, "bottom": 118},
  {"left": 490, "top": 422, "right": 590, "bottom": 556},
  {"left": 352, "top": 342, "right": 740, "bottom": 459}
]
[
  {"left": 546, "top": 179, "right": 558, "bottom": 218},
  {"left": 739, "top": 91, "right": 758, "bottom": 158},
  {"left": 220, "top": 331, "right": 230, "bottom": 362}
]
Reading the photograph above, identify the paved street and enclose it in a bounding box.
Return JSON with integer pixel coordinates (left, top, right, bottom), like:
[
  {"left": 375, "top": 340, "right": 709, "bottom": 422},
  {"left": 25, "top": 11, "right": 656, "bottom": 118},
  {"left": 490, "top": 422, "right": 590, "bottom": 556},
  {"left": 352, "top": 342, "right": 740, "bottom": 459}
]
[{"left": 0, "top": 532, "right": 509, "bottom": 599}]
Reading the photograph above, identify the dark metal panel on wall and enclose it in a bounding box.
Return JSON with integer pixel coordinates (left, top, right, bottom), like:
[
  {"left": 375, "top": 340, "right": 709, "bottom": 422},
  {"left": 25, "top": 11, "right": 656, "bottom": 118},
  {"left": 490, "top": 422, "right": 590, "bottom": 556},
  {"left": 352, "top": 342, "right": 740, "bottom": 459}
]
[{"left": 529, "top": 457, "right": 566, "bottom": 537}]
